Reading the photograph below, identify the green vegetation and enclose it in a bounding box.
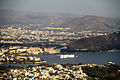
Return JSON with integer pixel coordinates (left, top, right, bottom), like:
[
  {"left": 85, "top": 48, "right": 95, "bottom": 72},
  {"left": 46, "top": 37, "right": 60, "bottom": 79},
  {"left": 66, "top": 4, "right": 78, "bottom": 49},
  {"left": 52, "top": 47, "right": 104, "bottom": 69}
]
[{"left": 82, "top": 64, "right": 120, "bottom": 80}]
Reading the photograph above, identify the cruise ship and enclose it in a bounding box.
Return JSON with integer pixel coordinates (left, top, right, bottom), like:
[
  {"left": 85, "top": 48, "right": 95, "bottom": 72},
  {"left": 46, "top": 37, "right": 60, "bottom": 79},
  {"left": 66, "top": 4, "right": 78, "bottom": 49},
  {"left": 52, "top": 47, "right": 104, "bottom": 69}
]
[{"left": 57, "top": 54, "right": 76, "bottom": 59}]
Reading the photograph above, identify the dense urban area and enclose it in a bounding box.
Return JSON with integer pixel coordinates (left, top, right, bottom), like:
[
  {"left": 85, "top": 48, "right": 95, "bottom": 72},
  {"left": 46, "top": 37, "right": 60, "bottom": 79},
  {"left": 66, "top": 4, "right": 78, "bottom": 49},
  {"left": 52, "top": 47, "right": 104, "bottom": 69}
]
[
  {"left": 0, "top": 24, "right": 120, "bottom": 80},
  {"left": 0, "top": 62, "right": 120, "bottom": 80},
  {"left": 0, "top": 24, "right": 108, "bottom": 53}
]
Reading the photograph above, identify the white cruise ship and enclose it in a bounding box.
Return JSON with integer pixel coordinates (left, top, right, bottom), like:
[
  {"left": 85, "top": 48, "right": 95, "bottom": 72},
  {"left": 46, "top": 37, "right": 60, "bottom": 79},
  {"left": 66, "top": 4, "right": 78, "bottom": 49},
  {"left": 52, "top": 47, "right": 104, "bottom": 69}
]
[{"left": 57, "top": 54, "right": 76, "bottom": 59}]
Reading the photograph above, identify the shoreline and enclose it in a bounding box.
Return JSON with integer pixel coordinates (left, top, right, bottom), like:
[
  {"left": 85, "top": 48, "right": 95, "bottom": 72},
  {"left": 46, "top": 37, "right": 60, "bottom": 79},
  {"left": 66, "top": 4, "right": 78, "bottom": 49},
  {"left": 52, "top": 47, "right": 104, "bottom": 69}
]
[{"left": 0, "top": 63, "right": 120, "bottom": 80}]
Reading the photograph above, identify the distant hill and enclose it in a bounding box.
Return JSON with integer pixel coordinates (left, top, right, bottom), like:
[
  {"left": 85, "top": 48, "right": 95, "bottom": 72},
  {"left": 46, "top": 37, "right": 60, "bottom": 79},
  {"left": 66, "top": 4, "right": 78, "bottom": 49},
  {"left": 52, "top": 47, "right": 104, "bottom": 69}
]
[
  {"left": 62, "top": 15, "right": 120, "bottom": 32},
  {"left": 67, "top": 31, "right": 120, "bottom": 51},
  {"left": 0, "top": 9, "right": 79, "bottom": 25}
]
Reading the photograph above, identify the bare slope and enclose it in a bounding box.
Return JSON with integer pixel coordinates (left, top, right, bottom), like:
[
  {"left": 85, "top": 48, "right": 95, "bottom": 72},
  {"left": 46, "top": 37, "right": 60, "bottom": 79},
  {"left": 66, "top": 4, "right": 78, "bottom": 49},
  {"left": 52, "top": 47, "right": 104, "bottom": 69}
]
[{"left": 67, "top": 31, "right": 120, "bottom": 51}]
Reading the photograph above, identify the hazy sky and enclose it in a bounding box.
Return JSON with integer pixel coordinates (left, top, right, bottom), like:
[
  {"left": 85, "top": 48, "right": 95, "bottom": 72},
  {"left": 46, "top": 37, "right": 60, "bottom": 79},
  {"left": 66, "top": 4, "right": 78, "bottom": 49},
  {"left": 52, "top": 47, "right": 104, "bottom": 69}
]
[{"left": 0, "top": 0, "right": 120, "bottom": 18}]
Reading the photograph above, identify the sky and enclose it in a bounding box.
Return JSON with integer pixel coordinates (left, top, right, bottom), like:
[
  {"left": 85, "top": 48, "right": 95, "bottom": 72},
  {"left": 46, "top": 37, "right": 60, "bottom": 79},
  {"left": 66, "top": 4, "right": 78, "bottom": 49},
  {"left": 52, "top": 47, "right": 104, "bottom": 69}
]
[{"left": 0, "top": 0, "right": 120, "bottom": 18}]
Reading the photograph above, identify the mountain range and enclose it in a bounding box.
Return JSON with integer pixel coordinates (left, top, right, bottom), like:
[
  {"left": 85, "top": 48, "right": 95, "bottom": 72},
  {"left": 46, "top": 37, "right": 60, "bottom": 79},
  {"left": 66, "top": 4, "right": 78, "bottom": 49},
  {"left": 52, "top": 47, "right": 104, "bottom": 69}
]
[
  {"left": 0, "top": 9, "right": 79, "bottom": 25},
  {"left": 61, "top": 15, "right": 120, "bottom": 32},
  {"left": 0, "top": 9, "right": 120, "bottom": 32}
]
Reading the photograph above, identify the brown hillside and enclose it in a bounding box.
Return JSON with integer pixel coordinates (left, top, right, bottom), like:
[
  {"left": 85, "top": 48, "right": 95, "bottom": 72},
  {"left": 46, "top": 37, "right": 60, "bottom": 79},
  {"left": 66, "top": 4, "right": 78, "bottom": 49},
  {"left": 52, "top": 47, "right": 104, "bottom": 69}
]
[{"left": 67, "top": 31, "right": 120, "bottom": 51}]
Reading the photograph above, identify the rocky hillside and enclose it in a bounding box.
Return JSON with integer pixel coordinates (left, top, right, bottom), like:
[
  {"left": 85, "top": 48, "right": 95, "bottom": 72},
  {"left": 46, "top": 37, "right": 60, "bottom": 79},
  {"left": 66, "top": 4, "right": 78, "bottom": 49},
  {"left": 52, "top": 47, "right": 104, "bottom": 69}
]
[
  {"left": 67, "top": 31, "right": 120, "bottom": 51},
  {"left": 62, "top": 15, "right": 120, "bottom": 32}
]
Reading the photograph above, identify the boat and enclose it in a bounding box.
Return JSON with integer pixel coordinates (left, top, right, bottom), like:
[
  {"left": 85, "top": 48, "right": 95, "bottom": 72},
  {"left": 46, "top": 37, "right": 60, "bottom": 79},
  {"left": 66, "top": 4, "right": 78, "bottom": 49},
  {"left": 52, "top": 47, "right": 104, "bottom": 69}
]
[{"left": 57, "top": 54, "right": 77, "bottom": 59}]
